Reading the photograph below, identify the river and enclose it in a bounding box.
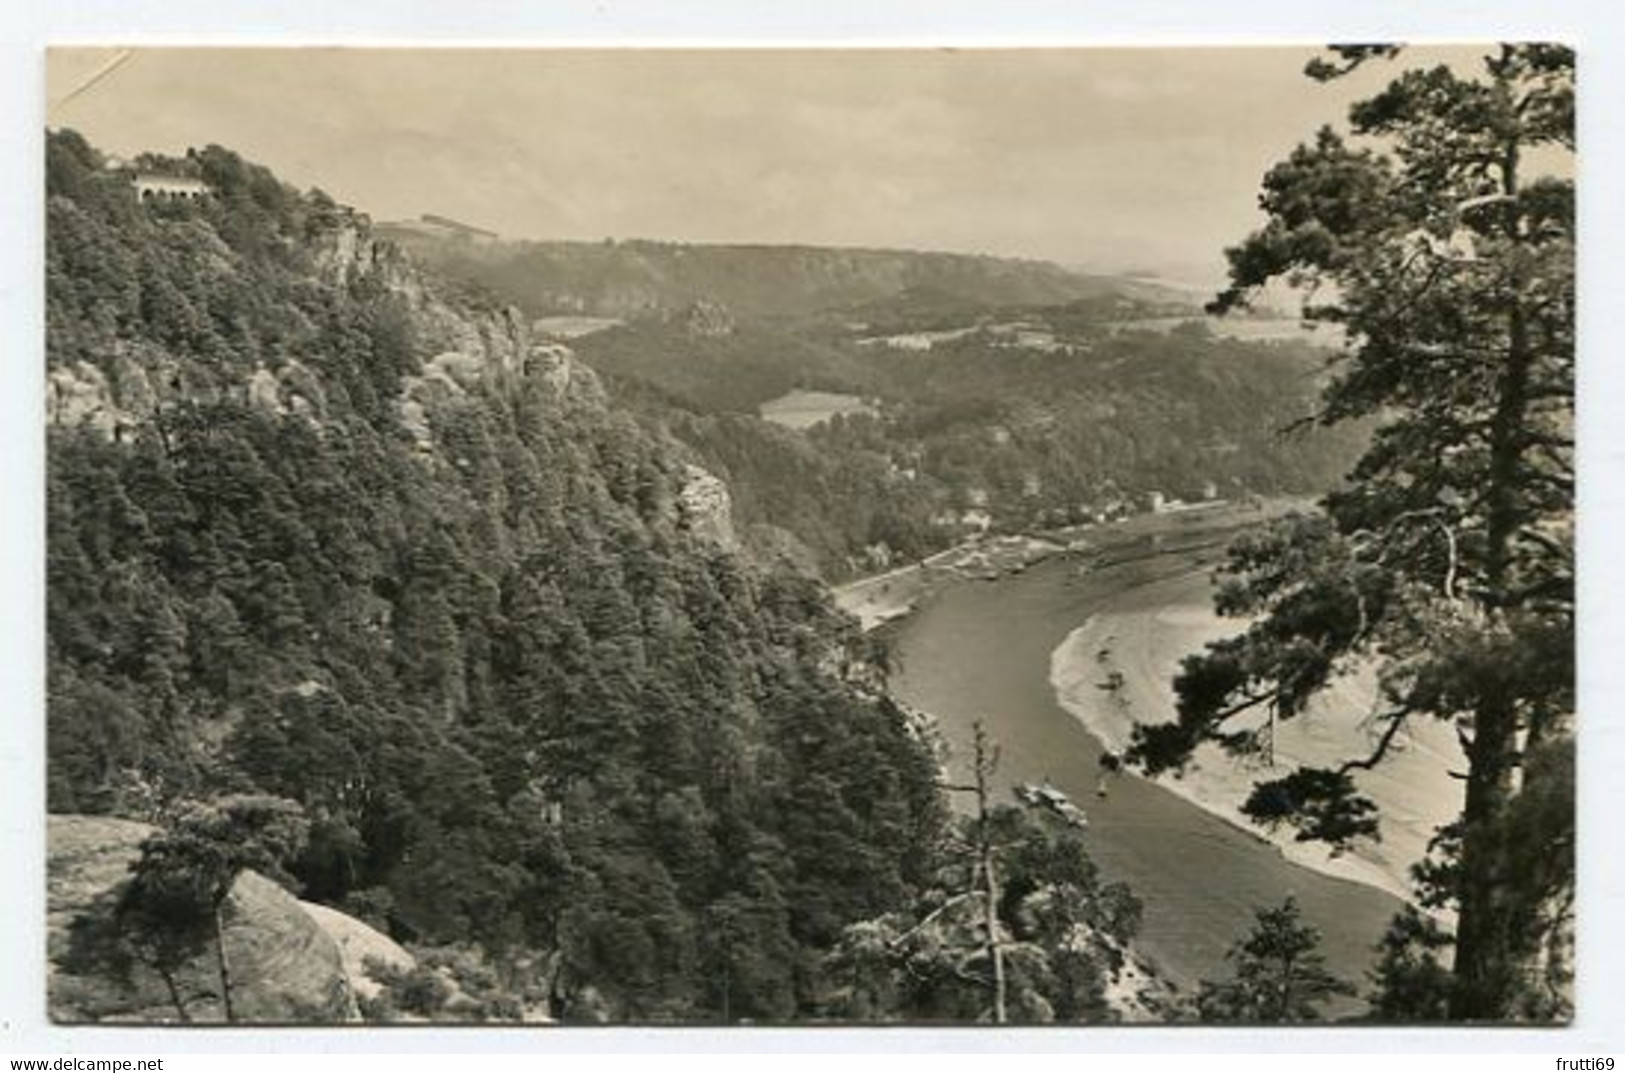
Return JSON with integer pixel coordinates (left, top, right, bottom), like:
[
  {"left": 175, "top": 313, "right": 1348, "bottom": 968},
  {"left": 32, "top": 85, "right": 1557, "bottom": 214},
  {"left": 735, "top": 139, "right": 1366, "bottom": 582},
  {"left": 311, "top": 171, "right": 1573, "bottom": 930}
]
[{"left": 882, "top": 546, "right": 1406, "bottom": 1002}]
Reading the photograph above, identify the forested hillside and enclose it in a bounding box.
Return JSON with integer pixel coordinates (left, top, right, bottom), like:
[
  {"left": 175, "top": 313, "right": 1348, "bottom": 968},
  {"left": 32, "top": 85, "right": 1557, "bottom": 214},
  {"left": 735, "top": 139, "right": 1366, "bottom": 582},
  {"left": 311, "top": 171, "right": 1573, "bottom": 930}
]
[
  {"left": 46, "top": 130, "right": 960, "bottom": 1020},
  {"left": 851, "top": 326, "right": 1366, "bottom": 509},
  {"left": 564, "top": 308, "right": 1366, "bottom": 580},
  {"left": 399, "top": 225, "right": 1366, "bottom": 581}
]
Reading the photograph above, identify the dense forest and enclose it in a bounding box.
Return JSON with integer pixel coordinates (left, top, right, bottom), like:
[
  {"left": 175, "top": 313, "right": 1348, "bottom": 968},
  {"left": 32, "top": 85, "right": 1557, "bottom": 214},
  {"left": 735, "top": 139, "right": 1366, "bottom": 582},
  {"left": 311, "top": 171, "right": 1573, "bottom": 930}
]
[
  {"left": 45, "top": 129, "right": 1167, "bottom": 1023},
  {"left": 568, "top": 315, "right": 1366, "bottom": 578},
  {"left": 46, "top": 129, "right": 950, "bottom": 1019},
  {"left": 370, "top": 245, "right": 1348, "bottom": 581}
]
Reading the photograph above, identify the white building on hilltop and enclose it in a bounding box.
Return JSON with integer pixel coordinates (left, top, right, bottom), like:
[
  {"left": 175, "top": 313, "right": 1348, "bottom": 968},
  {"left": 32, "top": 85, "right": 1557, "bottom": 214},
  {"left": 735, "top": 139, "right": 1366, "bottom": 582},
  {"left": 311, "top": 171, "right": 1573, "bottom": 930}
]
[{"left": 131, "top": 173, "right": 211, "bottom": 201}]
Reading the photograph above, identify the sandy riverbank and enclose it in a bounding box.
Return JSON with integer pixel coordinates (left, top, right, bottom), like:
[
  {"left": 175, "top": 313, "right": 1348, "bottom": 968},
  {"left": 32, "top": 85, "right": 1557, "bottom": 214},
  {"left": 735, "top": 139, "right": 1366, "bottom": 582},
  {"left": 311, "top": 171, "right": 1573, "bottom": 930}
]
[{"left": 1048, "top": 567, "right": 1463, "bottom": 903}]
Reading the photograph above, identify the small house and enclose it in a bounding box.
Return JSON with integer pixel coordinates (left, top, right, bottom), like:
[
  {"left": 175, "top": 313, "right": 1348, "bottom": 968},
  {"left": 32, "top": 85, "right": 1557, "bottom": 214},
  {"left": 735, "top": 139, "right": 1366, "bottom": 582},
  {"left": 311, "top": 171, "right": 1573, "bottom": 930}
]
[{"left": 131, "top": 173, "right": 211, "bottom": 201}]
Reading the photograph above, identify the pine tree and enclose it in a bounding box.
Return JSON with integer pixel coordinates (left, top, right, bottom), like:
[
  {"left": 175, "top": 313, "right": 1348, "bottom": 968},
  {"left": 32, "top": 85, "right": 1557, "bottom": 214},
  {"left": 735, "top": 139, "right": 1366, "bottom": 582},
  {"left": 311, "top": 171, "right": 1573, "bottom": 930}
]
[
  {"left": 1128, "top": 45, "right": 1574, "bottom": 1021},
  {"left": 1366, "top": 905, "right": 1454, "bottom": 1022},
  {"left": 1195, "top": 896, "right": 1353, "bottom": 1023},
  {"left": 117, "top": 795, "right": 308, "bottom": 1021}
]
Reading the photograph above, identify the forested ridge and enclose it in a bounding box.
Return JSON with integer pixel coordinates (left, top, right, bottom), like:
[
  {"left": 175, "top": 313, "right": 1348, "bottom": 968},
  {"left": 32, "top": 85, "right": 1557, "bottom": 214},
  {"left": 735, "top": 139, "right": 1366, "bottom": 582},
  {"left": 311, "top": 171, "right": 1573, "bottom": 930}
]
[
  {"left": 391, "top": 235, "right": 1141, "bottom": 319},
  {"left": 46, "top": 130, "right": 1172, "bottom": 1024},
  {"left": 396, "top": 211, "right": 1368, "bottom": 581},
  {"left": 543, "top": 290, "right": 1367, "bottom": 580},
  {"left": 46, "top": 129, "right": 957, "bottom": 1020}
]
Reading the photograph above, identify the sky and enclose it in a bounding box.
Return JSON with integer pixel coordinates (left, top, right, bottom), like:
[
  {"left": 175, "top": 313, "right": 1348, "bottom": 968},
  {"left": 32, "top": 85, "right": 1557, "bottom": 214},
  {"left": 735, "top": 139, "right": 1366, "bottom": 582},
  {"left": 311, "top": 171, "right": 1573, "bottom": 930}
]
[{"left": 48, "top": 46, "right": 1489, "bottom": 286}]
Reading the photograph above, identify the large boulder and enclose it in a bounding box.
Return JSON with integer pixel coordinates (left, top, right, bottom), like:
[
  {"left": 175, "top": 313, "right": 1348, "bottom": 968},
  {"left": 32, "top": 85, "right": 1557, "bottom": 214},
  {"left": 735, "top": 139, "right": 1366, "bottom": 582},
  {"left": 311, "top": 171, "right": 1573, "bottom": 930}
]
[
  {"left": 48, "top": 814, "right": 356, "bottom": 1024},
  {"left": 298, "top": 900, "right": 414, "bottom": 1002}
]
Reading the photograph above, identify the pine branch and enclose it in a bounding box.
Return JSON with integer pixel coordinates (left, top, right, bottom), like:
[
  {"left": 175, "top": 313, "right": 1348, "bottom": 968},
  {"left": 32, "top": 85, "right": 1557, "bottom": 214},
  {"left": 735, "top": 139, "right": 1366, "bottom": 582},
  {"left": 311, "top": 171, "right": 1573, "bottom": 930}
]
[
  {"left": 888, "top": 890, "right": 982, "bottom": 948},
  {"left": 1518, "top": 431, "right": 1574, "bottom": 450},
  {"left": 1437, "top": 519, "right": 1461, "bottom": 601},
  {"left": 1514, "top": 525, "right": 1571, "bottom": 558},
  {"left": 1211, "top": 688, "right": 1284, "bottom": 726},
  {"left": 1334, "top": 706, "right": 1415, "bottom": 776},
  {"left": 1520, "top": 467, "right": 1574, "bottom": 494}
]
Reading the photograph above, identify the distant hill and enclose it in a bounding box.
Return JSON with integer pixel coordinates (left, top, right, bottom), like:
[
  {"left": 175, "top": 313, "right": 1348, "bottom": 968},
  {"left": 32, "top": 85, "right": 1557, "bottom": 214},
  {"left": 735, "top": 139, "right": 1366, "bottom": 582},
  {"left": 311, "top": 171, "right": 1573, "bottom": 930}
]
[{"left": 392, "top": 235, "right": 1186, "bottom": 319}]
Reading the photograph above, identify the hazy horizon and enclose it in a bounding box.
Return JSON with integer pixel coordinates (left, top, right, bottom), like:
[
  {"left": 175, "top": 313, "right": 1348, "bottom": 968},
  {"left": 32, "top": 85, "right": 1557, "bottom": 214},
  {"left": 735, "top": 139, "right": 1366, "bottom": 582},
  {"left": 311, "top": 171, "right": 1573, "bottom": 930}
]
[{"left": 48, "top": 46, "right": 1490, "bottom": 284}]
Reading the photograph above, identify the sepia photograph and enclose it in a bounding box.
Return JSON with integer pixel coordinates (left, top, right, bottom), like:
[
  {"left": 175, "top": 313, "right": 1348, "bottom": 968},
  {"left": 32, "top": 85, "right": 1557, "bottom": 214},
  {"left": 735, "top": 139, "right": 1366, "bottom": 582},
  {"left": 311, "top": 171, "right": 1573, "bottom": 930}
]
[{"left": 38, "top": 43, "right": 1576, "bottom": 1028}]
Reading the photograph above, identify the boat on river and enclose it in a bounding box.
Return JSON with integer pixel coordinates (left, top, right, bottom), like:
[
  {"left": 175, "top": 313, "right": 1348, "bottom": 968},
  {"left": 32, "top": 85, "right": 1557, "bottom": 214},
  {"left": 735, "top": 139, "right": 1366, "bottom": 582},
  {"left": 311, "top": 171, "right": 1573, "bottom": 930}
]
[{"left": 1016, "top": 781, "right": 1089, "bottom": 828}]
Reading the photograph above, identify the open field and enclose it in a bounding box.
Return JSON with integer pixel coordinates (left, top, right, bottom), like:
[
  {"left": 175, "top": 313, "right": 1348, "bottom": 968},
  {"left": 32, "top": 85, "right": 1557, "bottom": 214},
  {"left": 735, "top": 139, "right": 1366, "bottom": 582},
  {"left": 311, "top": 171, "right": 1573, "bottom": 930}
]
[{"left": 757, "top": 389, "right": 877, "bottom": 430}]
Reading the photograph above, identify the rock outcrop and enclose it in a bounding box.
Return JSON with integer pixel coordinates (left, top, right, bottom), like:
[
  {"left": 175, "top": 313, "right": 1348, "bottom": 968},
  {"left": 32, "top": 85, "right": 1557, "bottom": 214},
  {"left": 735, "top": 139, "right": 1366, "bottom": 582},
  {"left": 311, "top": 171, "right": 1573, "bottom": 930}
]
[
  {"left": 676, "top": 299, "right": 735, "bottom": 337},
  {"left": 298, "top": 901, "right": 414, "bottom": 1003},
  {"left": 677, "top": 464, "right": 737, "bottom": 551},
  {"left": 48, "top": 814, "right": 357, "bottom": 1024},
  {"left": 49, "top": 214, "right": 610, "bottom": 471},
  {"left": 47, "top": 361, "right": 125, "bottom": 437}
]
